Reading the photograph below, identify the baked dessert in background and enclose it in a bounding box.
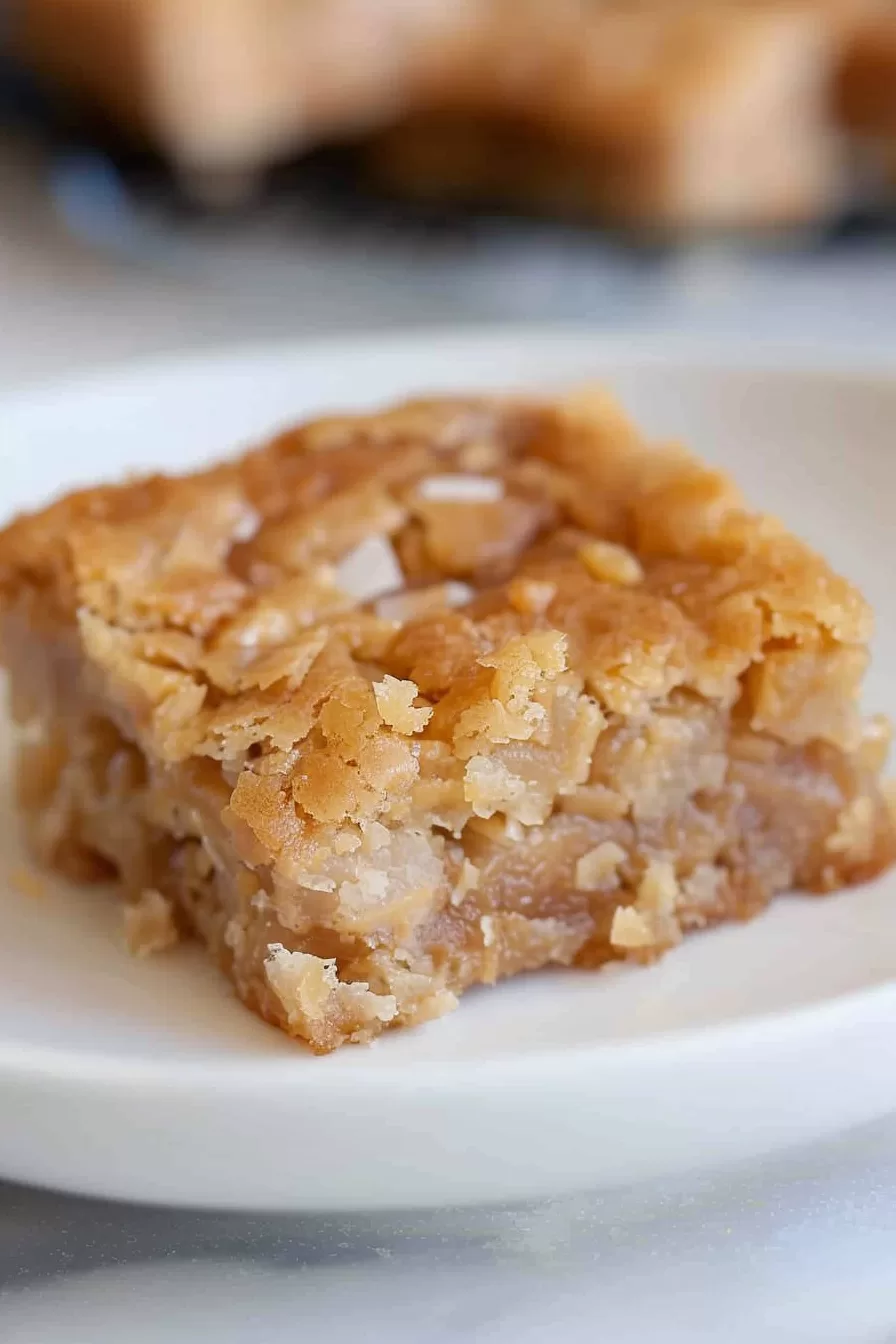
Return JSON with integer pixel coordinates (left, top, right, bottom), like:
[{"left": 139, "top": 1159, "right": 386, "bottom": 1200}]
[
  {"left": 837, "top": 5, "right": 896, "bottom": 133},
  {"left": 836, "top": 6, "right": 896, "bottom": 189},
  {"left": 363, "top": 1, "right": 866, "bottom": 231},
  {"left": 0, "top": 389, "right": 893, "bottom": 1052},
  {"left": 15, "top": 0, "right": 896, "bottom": 231},
  {"left": 15, "top": 0, "right": 465, "bottom": 170}
]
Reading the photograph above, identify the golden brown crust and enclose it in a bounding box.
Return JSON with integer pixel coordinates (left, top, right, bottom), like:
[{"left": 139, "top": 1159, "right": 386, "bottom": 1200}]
[{"left": 1, "top": 389, "right": 893, "bottom": 1051}]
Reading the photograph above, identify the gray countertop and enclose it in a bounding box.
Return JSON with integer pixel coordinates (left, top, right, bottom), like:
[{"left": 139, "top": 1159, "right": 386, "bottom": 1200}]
[{"left": 4, "top": 1119, "right": 896, "bottom": 1343}]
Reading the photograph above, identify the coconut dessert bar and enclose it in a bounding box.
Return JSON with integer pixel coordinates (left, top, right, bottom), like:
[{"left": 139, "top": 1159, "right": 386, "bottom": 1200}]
[{"left": 0, "top": 392, "right": 893, "bottom": 1051}]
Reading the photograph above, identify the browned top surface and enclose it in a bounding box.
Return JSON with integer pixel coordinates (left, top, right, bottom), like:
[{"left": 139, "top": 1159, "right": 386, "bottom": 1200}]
[{"left": 0, "top": 390, "right": 872, "bottom": 869}]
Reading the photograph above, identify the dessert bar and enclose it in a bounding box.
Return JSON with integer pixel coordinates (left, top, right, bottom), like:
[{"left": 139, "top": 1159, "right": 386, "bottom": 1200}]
[{"left": 1, "top": 391, "right": 893, "bottom": 1051}]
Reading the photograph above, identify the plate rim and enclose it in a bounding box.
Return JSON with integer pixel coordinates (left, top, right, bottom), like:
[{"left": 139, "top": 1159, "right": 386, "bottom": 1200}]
[{"left": 1, "top": 322, "right": 895, "bottom": 423}]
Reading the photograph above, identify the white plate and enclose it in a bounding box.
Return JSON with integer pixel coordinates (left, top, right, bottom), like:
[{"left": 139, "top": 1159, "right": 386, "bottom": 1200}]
[{"left": 2, "top": 330, "right": 896, "bottom": 1213}]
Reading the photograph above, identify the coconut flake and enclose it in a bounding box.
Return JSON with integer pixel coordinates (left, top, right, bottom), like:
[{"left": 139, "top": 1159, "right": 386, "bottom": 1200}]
[
  {"left": 335, "top": 535, "right": 404, "bottom": 603},
  {"left": 417, "top": 474, "right": 504, "bottom": 503}
]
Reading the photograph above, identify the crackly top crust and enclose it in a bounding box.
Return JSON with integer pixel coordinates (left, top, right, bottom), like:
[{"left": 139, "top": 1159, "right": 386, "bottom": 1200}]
[{"left": 0, "top": 390, "right": 873, "bottom": 936}]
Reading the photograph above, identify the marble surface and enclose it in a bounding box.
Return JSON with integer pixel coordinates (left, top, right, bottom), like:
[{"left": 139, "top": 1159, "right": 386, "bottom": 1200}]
[
  {"left": 1, "top": 131, "right": 896, "bottom": 1342},
  {"left": 4, "top": 1120, "right": 896, "bottom": 1343}
]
